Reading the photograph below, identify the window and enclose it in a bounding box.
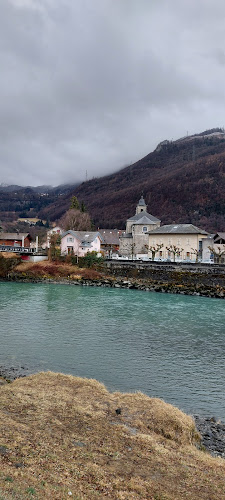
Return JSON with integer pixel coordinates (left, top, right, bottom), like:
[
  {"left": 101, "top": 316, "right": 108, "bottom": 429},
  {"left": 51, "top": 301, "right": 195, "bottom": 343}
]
[
  {"left": 67, "top": 237, "right": 74, "bottom": 243},
  {"left": 168, "top": 239, "right": 171, "bottom": 245},
  {"left": 187, "top": 238, "right": 190, "bottom": 245},
  {"left": 142, "top": 226, "right": 147, "bottom": 233},
  {"left": 177, "top": 239, "right": 180, "bottom": 245}
]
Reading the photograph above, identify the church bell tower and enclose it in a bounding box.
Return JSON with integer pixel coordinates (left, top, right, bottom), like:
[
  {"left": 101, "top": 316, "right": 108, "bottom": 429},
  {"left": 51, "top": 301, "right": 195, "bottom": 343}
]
[{"left": 136, "top": 195, "right": 147, "bottom": 215}]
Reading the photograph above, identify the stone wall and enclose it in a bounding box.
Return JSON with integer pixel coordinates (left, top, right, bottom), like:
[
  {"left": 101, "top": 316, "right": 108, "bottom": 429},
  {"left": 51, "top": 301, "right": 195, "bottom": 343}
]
[{"left": 104, "top": 260, "right": 225, "bottom": 298}]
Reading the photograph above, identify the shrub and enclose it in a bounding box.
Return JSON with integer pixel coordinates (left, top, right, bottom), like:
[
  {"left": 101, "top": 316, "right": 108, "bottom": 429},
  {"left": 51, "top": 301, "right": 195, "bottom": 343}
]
[{"left": 78, "top": 251, "right": 104, "bottom": 268}]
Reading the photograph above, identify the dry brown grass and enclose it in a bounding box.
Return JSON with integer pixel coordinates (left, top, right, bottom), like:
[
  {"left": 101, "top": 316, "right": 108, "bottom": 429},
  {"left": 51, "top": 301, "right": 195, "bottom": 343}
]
[
  {"left": 1, "top": 252, "right": 19, "bottom": 259},
  {"left": 0, "top": 373, "right": 225, "bottom": 500},
  {"left": 14, "top": 261, "right": 103, "bottom": 280}
]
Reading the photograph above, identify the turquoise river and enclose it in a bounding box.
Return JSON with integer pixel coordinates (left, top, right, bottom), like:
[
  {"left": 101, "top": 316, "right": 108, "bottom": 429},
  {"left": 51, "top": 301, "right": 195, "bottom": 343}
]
[{"left": 0, "top": 281, "right": 225, "bottom": 419}]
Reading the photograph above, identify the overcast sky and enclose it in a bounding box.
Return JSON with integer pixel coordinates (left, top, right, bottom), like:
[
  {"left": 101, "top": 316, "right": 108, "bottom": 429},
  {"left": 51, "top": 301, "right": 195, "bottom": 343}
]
[{"left": 1, "top": 0, "right": 225, "bottom": 186}]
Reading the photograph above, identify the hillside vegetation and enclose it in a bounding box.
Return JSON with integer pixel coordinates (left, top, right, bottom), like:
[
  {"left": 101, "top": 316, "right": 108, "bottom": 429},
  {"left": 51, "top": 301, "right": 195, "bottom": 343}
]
[
  {"left": 1, "top": 372, "right": 225, "bottom": 499},
  {"left": 1, "top": 129, "right": 225, "bottom": 232},
  {"left": 39, "top": 129, "right": 225, "bottom": 232}
]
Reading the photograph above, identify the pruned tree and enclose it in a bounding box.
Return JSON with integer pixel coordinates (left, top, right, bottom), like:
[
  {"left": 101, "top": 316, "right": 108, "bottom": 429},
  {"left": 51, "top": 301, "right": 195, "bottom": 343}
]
[
  {"left": 59, "top": 209, "right": 92, "bottom": 232},
  {"left": 191, "top": 248, "right": 199, "bottom": 263},
  {"left": 148, "top": 243, "right": 163, "bottom": 261},
  {"left": 208, "top": 245, "right": 225, "bottom": 264},
  {"left": 166, "top": 245, "right": 184, "bottom": 262}
]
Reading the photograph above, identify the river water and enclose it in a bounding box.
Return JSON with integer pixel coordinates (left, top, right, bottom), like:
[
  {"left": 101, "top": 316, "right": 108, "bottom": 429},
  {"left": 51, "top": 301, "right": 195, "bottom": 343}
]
[{"left": 0, "top": 281, "right": 225, "bottom": 419}]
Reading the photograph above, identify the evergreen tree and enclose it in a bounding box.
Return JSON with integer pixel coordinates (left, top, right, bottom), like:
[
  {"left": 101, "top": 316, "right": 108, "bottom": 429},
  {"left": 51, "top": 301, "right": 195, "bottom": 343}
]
[
  {"left": 70, "top": 196, "right": 80, "bottom": 210},
  {"left": 81, "top": 201, "right": 86, "bottom": 212}
]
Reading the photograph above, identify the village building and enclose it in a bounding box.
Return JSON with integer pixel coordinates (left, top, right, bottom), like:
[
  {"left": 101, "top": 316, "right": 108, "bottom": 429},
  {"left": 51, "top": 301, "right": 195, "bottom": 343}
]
[
  {"left": 119, "top": 196, "right": 211, "bottom": 261},
  {"left": 0, "top": 232, "right": 32, "bottom": 248},
  {"left": 98, "top": 229, "right": 123, "bottom": 257},
  {"left": 148, "top": 224, "right": 209, "bottom": 262},
  {"left": 202, "top": 233, "right": 225, "bottom": 264},
  {"left": 119, "top": 196, "right": 161, "bottom": 257},
  {"left": 61, "top": 230, "right": 102, "bottom": 257}
]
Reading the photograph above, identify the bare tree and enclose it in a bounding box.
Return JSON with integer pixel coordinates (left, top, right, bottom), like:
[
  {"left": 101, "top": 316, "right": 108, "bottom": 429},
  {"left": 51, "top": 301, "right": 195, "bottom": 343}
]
[
  {"left": 166, "top": 245, "right": 184, "bottom": 262},
  {"left": 191, "top": 248, "right": 199, "bottom": 263},
  {"left": 59, "top": 209, "right": 92, "bottom": 232},
  {"left": 148, "top": 243, "right": 163, "bottom": 261},
  {"left": 123, "top": 241, "right": 136, "bottom": 259},
  {"left": 208, "top": 245, "right": 225, "bottom": 264}
]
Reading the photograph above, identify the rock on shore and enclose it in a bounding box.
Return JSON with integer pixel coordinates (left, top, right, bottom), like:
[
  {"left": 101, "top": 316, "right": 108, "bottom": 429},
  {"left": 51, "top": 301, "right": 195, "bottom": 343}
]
[{"left": 194, "top": 415, "right": 225, "bottom": 458}]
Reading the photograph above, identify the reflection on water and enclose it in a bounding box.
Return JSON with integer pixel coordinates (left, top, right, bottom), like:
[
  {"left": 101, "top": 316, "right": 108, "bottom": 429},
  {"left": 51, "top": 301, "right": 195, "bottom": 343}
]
[{"left": 0, "top": 282, "right": 225, "bottom": 418}]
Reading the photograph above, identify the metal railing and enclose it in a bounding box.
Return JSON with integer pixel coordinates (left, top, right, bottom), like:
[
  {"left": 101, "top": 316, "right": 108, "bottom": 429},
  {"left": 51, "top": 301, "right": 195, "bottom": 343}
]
[{"left": 0, "top": 245, "right": 45, "bottom": 254}]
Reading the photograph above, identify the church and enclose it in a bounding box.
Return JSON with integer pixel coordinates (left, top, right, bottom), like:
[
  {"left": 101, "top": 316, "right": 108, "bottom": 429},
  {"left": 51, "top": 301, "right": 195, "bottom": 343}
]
[
  {"left": 119, "top": 196, "right": 209, "bottom": 261},
  {"left": 119, "top": 196, "right": 161, "bottom": 256}
]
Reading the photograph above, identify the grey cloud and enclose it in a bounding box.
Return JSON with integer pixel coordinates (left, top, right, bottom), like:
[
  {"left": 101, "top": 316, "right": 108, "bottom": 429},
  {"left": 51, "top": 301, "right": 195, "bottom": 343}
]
[{"left": 0, "top": 0, "right": 225, "bottom": 186}]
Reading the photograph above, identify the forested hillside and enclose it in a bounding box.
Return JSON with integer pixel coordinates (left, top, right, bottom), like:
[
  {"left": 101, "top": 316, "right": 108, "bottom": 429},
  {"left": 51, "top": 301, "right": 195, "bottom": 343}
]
[
  {"left": 1, "top": 128, "right": 225, "bottom": 232},
  {"left": 39, "top": 128, "right": 225, "bottom": 232}
]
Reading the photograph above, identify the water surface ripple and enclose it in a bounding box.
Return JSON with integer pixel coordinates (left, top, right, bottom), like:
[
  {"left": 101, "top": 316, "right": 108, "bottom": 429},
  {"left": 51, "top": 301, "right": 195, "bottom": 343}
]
[{"left": 0, "top": 282, "right": 225, "bottom": 418}]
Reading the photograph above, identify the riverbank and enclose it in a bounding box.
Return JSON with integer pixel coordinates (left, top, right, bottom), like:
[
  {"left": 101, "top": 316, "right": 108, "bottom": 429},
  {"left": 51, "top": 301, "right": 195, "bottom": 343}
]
[
  {"left": 1, "top": 365, "right": 225, "bottom": 462},
  {"left": 1, "top": 372, "right": 225, "bottom": 500},
  {"left": 2, "top": 258, "right": 225, "bottom": 298}
]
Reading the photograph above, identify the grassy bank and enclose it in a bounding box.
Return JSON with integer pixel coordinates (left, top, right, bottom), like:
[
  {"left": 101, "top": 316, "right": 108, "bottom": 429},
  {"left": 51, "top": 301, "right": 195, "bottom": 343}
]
[
  {"left": 0, "top": 372, "right": 225, "bottom": 500},
  {"left": 2, "top": 258, "right": 225, "bottom": 298}
]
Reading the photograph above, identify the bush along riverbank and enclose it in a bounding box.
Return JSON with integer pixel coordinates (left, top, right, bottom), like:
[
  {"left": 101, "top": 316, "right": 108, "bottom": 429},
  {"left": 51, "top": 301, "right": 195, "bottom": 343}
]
[
  {"left": 1, "top": 256, "right": 225, "bottom": 298},
  {"left": 1, "top": 372, "right": 225, "bottom": 500},
  {"left": 5, "top": 269, "right": 225, "bottom": 299}
]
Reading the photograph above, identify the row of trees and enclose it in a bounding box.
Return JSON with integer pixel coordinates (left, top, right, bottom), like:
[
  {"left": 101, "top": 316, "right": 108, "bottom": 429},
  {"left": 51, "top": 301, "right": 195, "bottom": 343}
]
[
  {"left": 148, "top": 244, "right": 225, "bottom": 263},
  {"left": 148, "top": 244, "right": 184, "bottom": 262}
]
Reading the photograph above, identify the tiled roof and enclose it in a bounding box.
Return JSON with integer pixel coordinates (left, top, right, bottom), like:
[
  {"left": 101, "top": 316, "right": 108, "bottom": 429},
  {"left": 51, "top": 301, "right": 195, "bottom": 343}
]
[
  {"left": 214, "top": 233, "right": 225, "bottom": 243},
  {"left": 132, "top": 215, "right": 159, "bottom": 225},
  {"left": 62, "top": 230, "right": 102, "bottom": 244},
  {"left": 148, "top": 224, "right": 209, "bottom": 235},
  {"left": 0, "top": 232, "right": 31, "bottom": 240},
  {"left": 127, "top": 211, "right": 160, "bottom": 223},
  {"left": 98, "top": 229, "right": 122, "bottom": 245}
]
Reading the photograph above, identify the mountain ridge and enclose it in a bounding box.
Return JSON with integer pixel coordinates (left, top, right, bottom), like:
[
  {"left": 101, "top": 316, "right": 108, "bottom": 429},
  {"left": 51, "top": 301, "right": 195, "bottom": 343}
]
[
  {"left": 38, "top": 127, "right": 225, "bottom": 232},
  {"left": 1, "top": 128, "right": 225, "bottom": 232}
]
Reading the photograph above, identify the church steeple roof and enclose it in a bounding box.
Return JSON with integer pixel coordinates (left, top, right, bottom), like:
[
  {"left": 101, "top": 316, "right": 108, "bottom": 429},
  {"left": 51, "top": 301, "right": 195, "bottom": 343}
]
[{"left": 138, "top": 195, "right": 146, "bottom": 206}]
